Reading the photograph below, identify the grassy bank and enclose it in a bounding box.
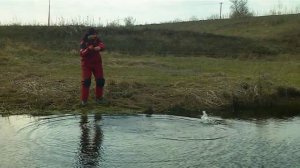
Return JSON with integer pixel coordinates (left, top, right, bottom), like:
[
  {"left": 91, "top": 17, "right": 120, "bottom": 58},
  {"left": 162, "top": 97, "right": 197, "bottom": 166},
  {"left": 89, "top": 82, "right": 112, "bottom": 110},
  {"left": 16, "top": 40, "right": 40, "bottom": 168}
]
[
  {"left": 0, "top": 46, "right": 299, "bottom": 115},
  {"left": 0, "top": 14, "right": 299, "bottom": 116}
]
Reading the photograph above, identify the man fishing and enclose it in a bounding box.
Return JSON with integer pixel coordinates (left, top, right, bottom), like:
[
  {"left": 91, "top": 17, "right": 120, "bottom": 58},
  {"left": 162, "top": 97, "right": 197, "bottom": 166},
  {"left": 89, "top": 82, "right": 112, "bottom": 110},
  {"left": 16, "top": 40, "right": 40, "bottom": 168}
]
[{"left": 80, "top": 28, "right": 106, "bottom": 106}]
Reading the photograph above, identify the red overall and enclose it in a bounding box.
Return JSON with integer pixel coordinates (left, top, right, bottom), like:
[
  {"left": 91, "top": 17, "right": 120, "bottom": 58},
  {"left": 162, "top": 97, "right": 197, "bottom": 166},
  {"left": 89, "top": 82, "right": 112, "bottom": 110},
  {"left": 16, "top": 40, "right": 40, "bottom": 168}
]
[{"left": 80, "top": 38, "right": 105, "bottom": 102}]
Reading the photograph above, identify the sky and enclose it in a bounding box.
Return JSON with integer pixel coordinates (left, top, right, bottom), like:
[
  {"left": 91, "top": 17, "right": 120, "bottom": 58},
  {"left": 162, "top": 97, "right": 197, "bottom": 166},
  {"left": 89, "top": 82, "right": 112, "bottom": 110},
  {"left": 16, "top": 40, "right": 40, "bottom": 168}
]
[{"left": 0, "top": 0, "right": 299, "bottom": 25}]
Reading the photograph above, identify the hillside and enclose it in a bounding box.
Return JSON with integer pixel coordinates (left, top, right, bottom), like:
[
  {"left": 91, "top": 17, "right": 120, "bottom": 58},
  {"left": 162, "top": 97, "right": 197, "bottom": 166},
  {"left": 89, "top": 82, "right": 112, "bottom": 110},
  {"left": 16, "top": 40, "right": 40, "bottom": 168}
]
[
  {"left": 144, "top": 14, "right": 300, "bottom": 41},
  {"left": 1, "top": 14, "right": 299, "bottom": 57},
  {"left": 0, "top": 26, "right": 273, "bottom": 57},
  {"left": 143, "top": 14, "right": 300, "bottom": 55}
]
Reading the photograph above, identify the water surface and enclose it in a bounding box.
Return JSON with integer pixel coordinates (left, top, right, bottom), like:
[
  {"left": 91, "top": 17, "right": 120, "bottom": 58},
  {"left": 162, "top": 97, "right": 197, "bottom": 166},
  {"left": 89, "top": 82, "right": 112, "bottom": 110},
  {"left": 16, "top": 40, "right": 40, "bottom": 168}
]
[{"left": 0, "top": 114, "right": 300, "bottom": 168}]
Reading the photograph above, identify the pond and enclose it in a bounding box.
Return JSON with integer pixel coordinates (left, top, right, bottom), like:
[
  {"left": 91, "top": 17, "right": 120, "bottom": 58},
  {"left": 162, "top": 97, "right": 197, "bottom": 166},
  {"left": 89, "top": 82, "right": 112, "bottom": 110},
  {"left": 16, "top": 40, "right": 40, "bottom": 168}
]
[{"left": 0, "top": 114, "right": 300, "bottom": 168}]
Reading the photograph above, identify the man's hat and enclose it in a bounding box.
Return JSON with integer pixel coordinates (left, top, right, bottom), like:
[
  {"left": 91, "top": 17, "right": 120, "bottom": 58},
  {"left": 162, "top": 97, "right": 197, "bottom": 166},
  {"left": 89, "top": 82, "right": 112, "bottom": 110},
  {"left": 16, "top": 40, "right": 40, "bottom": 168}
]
[{"left": 87, "top": 28, "right": 97, "bottom": 35}]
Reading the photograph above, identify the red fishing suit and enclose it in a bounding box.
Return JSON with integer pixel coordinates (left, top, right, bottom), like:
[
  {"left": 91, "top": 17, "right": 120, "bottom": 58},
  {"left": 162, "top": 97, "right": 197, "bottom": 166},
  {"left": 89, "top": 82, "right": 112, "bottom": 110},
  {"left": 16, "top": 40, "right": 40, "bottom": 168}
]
[{"left": 80, "top": 28, "right": 105, "bottom": 102}]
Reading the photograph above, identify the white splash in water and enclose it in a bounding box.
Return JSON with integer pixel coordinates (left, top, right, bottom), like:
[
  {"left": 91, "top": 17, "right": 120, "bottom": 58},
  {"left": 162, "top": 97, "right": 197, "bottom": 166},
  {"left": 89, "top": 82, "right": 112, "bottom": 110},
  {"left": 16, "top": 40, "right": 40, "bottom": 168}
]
[
  {"left": 201, "top": 111, "right": 208, "bottom": 120},
  {"left": 200, "top": 111, "right": 216, "bottom": 124}
]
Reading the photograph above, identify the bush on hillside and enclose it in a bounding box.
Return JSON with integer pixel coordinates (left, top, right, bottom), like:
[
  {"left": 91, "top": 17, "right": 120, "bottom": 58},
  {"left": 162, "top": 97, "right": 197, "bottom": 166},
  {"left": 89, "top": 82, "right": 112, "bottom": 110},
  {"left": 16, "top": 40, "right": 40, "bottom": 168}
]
[{"left": 230, "top": 0, "right": 254, "bottom": 18}]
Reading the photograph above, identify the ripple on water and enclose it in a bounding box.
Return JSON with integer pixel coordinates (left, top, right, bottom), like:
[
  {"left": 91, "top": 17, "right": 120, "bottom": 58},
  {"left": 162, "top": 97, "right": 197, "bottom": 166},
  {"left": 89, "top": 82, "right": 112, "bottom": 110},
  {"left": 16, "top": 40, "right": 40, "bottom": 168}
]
[
  {"left": 13, "top": 114, "right": 232, "bottom": 167},
  {"left": 1, "top": 114, "right": 300, "bottom": 168}
]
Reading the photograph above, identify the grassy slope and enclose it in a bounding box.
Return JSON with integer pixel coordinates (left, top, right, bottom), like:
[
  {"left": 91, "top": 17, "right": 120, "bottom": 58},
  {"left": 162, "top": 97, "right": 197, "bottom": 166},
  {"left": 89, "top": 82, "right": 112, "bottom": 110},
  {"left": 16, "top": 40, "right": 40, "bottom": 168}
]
[
  {"left": 144, "top": 14, "right": 300, "bottom": 40},
  {"left": 0, "top": 14, "right": 299, "bottom": 115},
  {"left": 144, "top": 14, "right": 300, "bottom": 55}
]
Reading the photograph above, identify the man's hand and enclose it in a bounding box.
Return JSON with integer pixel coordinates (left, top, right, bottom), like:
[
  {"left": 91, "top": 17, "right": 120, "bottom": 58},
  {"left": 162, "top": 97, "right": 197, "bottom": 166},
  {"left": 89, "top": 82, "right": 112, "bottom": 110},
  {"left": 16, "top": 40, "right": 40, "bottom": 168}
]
[
  {"left": 94, "top": 46, "right": 101, "bottom": 51},
  {"left": 88, "top": 45, "right": 94, "bottom": 50}
]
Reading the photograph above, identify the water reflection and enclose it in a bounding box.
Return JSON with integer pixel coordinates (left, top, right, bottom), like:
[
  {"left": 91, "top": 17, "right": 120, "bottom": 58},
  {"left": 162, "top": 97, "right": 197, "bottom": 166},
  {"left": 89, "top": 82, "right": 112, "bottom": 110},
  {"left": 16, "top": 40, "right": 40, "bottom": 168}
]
[{"left": 77, "top": 114, "right": 103, "bottom": 167}]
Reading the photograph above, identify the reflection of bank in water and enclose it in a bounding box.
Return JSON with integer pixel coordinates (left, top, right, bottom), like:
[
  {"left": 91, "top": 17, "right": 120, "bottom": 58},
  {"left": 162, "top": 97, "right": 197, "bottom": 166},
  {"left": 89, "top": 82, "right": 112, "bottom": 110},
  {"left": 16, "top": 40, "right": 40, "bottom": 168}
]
[{"left": 76, "top": 114, "right": 103, "bottom": 167}]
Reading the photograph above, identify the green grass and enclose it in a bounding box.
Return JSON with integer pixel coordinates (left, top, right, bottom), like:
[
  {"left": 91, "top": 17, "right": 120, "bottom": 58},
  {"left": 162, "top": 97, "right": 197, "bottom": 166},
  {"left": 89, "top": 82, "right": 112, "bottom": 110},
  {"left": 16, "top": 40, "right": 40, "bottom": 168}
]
[
  {"left": 1, "top": 43, "right": 299, "bottom": 115},
  {"left": 105, "top": 55, "right": 300, "bottom": 87}
]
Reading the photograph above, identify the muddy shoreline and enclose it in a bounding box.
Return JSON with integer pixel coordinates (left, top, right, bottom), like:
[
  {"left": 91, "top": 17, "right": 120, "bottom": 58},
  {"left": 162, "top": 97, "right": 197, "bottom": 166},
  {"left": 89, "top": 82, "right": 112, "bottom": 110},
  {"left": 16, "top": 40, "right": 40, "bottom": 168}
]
[{"left": 1, "top": 82, "right": 299, "bottom": 118}]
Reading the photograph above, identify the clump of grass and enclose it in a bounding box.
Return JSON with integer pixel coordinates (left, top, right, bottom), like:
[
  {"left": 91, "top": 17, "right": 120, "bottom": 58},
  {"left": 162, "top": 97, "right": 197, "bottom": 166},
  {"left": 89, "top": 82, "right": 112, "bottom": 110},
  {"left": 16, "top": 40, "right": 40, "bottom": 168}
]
[{"left": 277, "top": 86, "right": 300, "bottom": 98}]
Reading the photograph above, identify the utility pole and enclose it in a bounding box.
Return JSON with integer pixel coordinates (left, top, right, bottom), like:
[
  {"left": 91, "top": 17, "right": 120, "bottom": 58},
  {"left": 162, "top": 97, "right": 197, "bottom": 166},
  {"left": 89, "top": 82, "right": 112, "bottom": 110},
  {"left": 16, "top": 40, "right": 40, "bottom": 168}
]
[
  {"left": 48, "top": 0, "right": 51, "bottom": 26},
  {"left": 219, "top": 2, "right": 223, "bottom": 19}
]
